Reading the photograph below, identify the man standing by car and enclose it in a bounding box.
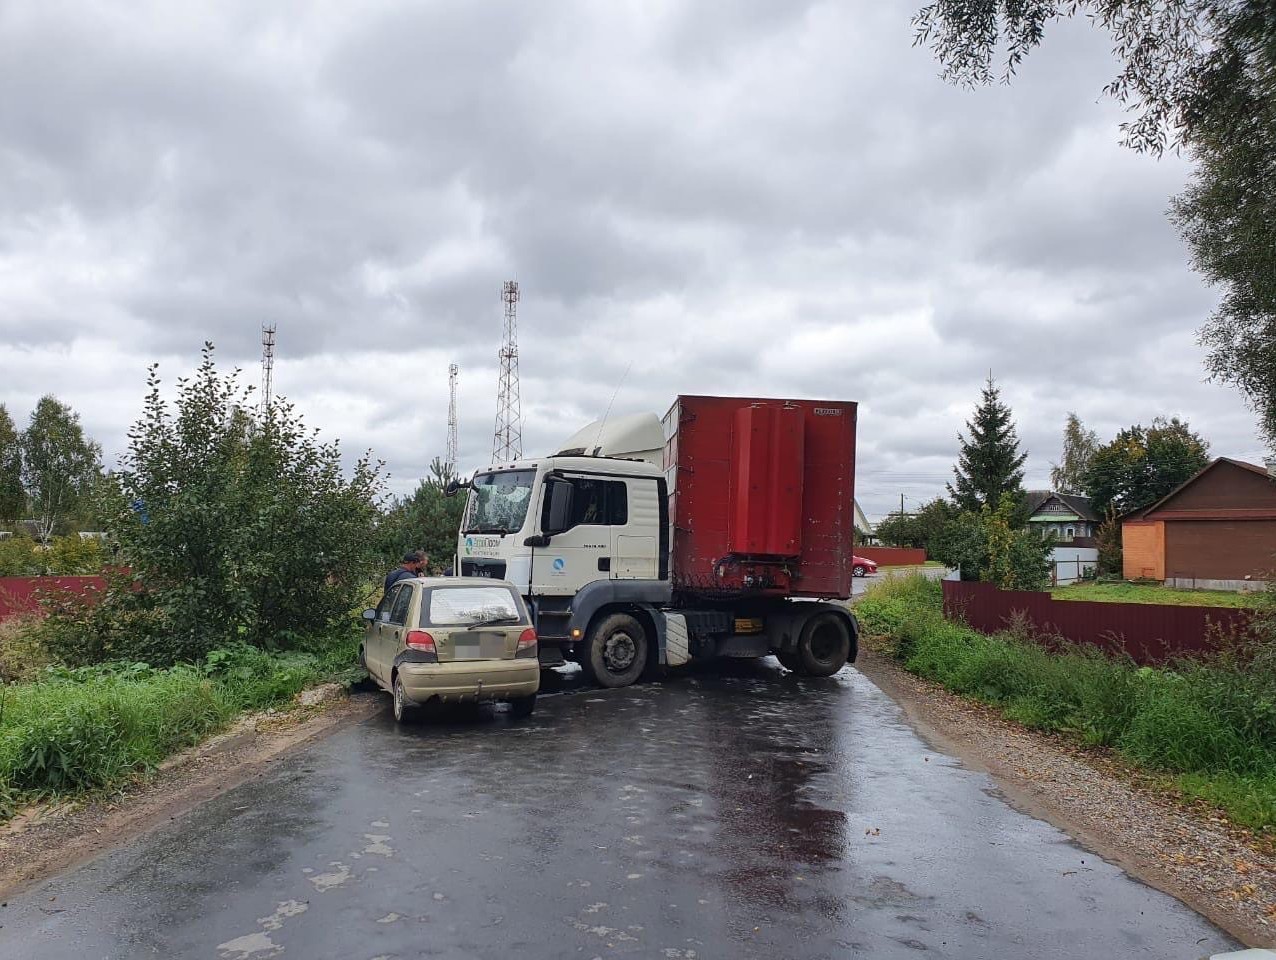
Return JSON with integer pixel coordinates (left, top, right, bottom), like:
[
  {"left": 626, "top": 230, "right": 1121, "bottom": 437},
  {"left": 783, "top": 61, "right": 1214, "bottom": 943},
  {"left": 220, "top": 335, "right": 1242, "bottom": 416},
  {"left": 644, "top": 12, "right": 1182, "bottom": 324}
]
[{"left": 384, "top": 550, "right": 428, "bottom": 596}]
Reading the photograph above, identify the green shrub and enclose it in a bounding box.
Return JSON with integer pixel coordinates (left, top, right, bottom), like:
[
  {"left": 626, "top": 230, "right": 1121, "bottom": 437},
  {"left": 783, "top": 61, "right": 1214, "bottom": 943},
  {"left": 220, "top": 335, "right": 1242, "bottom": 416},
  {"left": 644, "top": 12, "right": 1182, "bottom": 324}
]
[
  {"left": 0, "top": 615, "right": 55, "bottom": 682},
  {"left": 857, "top": 574, "right": 1276, "bottom": 828},
  {"left": 0, "top": 536, "right": 39, "bottom": 576},
  {"left": 0, "top": 629, "right": 357, "bottom": 809},
  {"left": 44, "top": 536, "right": 104, "bottom": 574},
  {"left": 0, "top": 669, "right": 229, "bottom": 791}
]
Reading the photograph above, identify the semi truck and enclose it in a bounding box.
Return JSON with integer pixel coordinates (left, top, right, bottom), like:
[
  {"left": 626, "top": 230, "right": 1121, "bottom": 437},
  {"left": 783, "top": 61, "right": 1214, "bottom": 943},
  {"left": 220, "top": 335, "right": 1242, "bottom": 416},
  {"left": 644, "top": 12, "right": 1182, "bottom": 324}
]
[{"left": 448, "top": 395, "right": 860, "bottom": 688}]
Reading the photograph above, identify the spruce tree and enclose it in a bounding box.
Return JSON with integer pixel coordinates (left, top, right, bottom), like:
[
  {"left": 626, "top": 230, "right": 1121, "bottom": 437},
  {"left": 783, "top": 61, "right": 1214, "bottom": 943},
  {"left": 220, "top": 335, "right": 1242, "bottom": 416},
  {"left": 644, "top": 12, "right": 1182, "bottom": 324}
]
[{"left": 947, "top": 375, "right": 1027, "bottom": 513}]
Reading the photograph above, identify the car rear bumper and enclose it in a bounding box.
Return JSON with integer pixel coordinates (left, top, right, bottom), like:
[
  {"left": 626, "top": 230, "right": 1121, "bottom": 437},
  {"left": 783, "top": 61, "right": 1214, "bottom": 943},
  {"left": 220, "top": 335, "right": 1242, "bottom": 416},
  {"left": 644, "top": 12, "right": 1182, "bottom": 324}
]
[{"left": 397, "top": 659, "right": 539, "bottom": 703}]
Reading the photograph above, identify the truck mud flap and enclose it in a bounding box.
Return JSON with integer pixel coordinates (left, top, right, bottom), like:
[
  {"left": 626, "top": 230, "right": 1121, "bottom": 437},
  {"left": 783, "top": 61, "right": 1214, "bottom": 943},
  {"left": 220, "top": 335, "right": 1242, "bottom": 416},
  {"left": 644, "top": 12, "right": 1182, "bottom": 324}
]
[{"left": 662, "top": 612, "right": 691, "bottom": 666}]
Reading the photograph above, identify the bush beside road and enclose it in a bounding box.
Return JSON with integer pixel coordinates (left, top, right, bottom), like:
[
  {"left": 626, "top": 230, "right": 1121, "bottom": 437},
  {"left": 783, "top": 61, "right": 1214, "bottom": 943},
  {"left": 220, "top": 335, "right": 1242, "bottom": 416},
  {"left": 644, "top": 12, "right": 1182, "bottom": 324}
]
[
  {"left": 856, "top": 574, "right": 1276, "bottom": 833},
  {"left": 0, "top": 631, "right": 359, "bottom": 819}
]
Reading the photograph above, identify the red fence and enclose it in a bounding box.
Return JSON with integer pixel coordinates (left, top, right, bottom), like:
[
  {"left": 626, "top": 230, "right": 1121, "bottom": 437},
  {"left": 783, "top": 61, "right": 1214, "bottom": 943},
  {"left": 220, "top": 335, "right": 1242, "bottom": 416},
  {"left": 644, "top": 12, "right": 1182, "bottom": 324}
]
[
  {"left": 857, "top": 547, "right": 927, "bottom": 567},
  {"left": 941, "top": 580, "right": 1253, "bottom": 664},
  {"left": 0, "top": 576, "right": 108, "bottom": 621}
]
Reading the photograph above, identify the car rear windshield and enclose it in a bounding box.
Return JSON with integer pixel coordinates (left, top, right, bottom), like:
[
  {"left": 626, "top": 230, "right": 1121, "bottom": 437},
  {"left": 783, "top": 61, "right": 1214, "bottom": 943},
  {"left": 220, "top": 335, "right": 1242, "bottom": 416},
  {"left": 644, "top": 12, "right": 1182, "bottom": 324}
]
[{"left": 422, "top": 586, "right": 524, "bottom": 627}]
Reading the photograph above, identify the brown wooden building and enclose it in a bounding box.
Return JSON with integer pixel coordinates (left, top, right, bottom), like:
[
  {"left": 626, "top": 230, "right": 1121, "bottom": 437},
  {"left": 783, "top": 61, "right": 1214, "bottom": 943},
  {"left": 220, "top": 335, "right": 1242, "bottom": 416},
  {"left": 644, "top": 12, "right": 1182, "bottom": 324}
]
[{"left": 1123, "top": 457, "right": 1276, "bottom": 589}]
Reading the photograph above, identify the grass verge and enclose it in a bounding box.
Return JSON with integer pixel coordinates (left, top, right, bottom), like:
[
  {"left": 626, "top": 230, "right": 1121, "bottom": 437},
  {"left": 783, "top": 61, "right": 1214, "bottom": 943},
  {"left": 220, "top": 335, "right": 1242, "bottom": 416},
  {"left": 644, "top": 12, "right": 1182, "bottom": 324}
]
[
  {"left": 857, "top": 574, "right": 1276, "bottom": 832},
  {"left": 0, "top": 631, "right": 359, "bottom": 819},
  {"left": 1051, "top": 580, "right": 1258, "bottom": 608}
]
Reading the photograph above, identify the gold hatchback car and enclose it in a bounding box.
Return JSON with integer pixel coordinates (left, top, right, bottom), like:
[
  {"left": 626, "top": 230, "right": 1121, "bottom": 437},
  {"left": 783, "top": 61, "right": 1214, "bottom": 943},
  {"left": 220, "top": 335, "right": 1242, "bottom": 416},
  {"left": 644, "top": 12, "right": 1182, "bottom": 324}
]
[{"left": 361, "top": 577, "right": 540, "bottom": 723}]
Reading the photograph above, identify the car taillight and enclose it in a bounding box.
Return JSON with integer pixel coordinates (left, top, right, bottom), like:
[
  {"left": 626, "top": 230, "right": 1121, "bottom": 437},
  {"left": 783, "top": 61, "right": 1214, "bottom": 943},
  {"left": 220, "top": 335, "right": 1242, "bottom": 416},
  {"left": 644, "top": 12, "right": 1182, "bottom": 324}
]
[
  {"left": 405, "top": 630, "right": 436, "bottom": 654},
  {"left": 516, "top": 628, "right": 537, "bottom": 651}
]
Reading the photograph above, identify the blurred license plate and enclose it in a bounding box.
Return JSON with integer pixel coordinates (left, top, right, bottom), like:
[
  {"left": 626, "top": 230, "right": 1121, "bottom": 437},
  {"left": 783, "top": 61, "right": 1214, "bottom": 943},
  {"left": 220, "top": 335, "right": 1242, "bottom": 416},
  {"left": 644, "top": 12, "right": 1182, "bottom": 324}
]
[{"left": 452, "top": 633, "right": 505, "bottom": 659}]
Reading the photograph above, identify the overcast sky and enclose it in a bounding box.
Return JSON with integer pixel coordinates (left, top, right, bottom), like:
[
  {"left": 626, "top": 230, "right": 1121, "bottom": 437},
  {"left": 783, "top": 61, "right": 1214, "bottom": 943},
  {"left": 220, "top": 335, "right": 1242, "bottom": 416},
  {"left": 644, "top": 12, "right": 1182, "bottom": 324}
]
[{"left": 1, "top": 0, "right": 1266, "bottom": 521}]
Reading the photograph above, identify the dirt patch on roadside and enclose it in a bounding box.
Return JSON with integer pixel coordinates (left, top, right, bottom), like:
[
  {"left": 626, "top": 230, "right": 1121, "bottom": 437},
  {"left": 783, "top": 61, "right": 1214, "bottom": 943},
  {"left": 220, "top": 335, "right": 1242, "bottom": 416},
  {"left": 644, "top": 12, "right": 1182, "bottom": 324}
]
[
  {"left": 0, "top": 689, "right": 381, "bottom": 899},
  {"left": 855, "top": 647, "right": 1276, "bottom": 948}
]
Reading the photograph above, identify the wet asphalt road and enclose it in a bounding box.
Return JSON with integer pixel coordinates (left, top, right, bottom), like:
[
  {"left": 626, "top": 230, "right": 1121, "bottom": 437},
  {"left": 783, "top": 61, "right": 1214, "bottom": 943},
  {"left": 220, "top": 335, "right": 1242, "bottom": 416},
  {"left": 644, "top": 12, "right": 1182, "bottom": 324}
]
[{"left": 2, "top": 661, "right": 1237, "bottom": 960}]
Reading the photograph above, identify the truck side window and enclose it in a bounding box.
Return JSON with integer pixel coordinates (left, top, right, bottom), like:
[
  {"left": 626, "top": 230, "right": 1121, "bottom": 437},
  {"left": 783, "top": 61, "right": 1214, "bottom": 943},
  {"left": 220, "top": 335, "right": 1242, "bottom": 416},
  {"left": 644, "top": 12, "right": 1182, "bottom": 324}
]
[
  {"left": 607, "top": 482, "right": 628, "bottom": 525},
  {"left": 566, "top": 478, "right": 627, "bottom": 527}
]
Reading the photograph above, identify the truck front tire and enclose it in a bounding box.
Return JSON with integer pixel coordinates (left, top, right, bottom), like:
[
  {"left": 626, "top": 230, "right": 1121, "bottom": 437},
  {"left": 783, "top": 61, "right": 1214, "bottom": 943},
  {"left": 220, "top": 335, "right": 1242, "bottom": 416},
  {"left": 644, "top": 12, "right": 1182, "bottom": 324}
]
[
  {"left": 584, "top": 612, "right": 648, "bottom": 688},
  {"left": 795, "top": 612, "right": 851, "bottom": 677}
]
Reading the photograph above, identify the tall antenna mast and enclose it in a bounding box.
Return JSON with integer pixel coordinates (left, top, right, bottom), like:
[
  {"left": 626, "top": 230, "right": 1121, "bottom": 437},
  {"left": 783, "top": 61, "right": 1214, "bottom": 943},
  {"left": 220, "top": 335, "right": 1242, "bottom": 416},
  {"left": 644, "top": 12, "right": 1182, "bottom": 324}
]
[
  {"left": 260, "top": 324, "right": 276, "bottom": 417},
  {"left": 492, "top": 280, "right": 522, "bottom": 462},
  {"left": 446, "top": 363, "right": 459, "bottom": 473}
]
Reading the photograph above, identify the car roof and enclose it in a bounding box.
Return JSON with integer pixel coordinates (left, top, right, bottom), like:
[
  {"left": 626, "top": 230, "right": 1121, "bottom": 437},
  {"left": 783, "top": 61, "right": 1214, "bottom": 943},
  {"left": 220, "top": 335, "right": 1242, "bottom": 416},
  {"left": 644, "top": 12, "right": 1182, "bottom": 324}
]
[{"left": 412, "top": 576, "right": 516, "bottom": 588}]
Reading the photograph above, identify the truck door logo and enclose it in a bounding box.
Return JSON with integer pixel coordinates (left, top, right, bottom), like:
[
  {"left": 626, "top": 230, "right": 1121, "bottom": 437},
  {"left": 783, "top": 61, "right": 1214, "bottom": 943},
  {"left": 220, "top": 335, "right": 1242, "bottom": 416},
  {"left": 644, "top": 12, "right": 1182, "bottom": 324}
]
[{"left": 552, "top": 558, "right": 566, "bottom": 573}]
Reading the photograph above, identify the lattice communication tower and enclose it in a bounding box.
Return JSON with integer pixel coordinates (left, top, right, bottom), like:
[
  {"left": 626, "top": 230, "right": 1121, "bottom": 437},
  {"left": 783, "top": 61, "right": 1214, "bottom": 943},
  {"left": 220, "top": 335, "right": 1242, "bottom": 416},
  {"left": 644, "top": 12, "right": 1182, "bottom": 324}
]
[
  {"left": 446, "top": 363, "right": 459, "bottom": 472},
  {"left": 260, "top": 324, "right": 277, "bottom": 417},
  {"left": 492, "top": 281, "right": 522, "bottom": 462}
]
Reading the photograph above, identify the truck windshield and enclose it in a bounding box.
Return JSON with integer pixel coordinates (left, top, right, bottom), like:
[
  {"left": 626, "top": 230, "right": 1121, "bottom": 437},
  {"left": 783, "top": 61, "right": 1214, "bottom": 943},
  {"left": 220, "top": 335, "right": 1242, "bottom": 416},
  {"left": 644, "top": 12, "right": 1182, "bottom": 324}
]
[{"left": 462, "top": 469, "right": 535, "bottom": 534}]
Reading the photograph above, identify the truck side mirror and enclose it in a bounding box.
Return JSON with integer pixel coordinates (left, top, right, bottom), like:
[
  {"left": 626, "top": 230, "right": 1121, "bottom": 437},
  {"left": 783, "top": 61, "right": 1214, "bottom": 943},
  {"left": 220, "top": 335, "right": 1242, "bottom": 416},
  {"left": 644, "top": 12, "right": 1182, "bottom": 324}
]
[{"left": 543, "top": 477, "right": 575, "bottom": 536}]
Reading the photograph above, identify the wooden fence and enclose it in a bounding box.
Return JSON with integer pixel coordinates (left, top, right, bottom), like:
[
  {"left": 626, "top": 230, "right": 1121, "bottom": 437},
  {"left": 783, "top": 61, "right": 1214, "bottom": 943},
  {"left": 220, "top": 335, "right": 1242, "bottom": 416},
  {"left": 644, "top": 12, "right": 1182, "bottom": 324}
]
[
  {"left": 0, "top": 576, "right": 108, "bottom": 621},
  {"left": 941, "top": 579, "right": 1253, "bottom": 665}
]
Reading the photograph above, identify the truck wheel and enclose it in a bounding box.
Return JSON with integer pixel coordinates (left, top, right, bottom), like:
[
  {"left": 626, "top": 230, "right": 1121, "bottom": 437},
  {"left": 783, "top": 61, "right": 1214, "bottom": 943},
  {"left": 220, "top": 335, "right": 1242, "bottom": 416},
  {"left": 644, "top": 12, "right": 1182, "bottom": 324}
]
[
  {"left": 584, "top": 613, "right": 648, "bottom": 688},
  {"left": 796, "top": 613, "right": 851, "bottom": 677}
]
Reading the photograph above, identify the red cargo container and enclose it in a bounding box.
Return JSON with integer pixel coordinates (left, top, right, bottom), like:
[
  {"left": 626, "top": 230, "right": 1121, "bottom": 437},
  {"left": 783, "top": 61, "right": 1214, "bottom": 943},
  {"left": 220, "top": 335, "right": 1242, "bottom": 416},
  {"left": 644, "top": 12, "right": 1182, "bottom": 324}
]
[{"left": 662, "top": 395, "right": 857, "bottom": 599}]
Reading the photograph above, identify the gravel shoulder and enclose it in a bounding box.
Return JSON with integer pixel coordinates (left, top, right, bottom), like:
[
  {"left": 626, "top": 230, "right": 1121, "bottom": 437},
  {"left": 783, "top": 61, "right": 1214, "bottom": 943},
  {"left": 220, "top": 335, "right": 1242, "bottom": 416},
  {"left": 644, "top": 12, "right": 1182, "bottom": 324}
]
[
  {"left": 855, "top": 646, "right": 1276, "bottom": 948},
  {"left": 0, "top": 686, "right": 380, "bottom": 900}
]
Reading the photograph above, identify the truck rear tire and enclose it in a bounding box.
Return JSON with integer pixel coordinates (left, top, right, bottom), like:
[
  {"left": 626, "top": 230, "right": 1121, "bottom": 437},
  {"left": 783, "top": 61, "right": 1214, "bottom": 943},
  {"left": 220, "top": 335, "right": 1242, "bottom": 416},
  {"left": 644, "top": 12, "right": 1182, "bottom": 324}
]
[
  {"left": 583, "top": 612, "right": 648, "bottom": 688},
  {"left": 796, "top": 612, "right": 851, "bottom": 677}
]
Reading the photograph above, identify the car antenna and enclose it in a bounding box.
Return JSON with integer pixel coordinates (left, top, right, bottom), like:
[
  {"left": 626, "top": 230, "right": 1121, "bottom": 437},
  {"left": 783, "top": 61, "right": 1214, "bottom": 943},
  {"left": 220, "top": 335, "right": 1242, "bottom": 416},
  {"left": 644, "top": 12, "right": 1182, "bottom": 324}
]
[{"left": 591, "top": 359, "right": 634, "bottom": 456}]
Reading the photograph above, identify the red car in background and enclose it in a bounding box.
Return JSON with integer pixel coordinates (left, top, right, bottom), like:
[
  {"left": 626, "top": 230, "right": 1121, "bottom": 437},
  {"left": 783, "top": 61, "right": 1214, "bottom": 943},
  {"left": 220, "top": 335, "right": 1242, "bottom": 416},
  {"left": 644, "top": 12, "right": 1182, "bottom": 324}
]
[{"left": 852, "top": 556, "right": 878, "bottom": 577}]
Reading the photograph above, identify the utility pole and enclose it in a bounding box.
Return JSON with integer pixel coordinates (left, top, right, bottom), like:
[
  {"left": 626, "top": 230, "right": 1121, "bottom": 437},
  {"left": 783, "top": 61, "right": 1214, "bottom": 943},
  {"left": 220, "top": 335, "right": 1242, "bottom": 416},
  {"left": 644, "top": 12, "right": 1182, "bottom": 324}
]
[
  {"left": 446, "top": 363, "right": 459, "bottom": 474},
  {"left": 901, "top": 493, "right": 905, "bottom": 517},
  {"left": 492, "top": 280, "right": 523, "bottom": 462},
  {"left": 260, "top": 324, "right": 276, "bottom": 417}
]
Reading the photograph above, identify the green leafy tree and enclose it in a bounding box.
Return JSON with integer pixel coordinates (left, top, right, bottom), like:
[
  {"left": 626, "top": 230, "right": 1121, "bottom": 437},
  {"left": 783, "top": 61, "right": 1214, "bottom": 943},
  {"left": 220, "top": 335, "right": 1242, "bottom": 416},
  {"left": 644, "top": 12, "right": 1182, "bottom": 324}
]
[
  {"left": 20, "top": 396, "right": 102, "bottom": 543},
  {"left": 948, "top": 375, "right": 1027, "bottom": 513},
  {"left": 873, "top": 497, "right": 956, "bottom": 553},
  {"left": 913, "top": 1, "right": 1276, "bottom": 449},
  {"left": 0, "top": 404, "right": 22, "bottom": 526},
  {"left": 50, "top": 344, "right": 387, "bottom": 665},
  {"left": 933, "top": 494, "right": 1052, "bottom": 589},
  {"left": 1084, "top": 417, "right": 1211, "bottom": 515},
  {"left": 1050, "top": 412, "right": 1098, "bottom": 495},
  {"left": 377, "top": 457, "right": 467, "bottom": 572}
]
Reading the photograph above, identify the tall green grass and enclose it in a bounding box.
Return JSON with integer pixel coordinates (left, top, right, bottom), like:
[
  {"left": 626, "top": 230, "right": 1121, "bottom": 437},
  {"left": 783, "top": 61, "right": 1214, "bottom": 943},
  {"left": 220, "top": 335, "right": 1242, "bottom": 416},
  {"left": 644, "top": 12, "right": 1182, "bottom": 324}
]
[
  {"left": 857, "top": 574, "right": 1276, "bottom": 831},
  {"left": 0, "top": 633, "right": 358, "bottom": 817}
]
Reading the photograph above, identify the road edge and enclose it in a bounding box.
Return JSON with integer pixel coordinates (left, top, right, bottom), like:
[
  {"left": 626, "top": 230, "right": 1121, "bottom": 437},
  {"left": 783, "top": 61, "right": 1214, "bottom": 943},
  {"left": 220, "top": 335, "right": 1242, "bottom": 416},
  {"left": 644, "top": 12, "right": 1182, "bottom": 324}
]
[
  {"left": 854, "top": 647, "right": 1275, "bottom": 949},
  {"left": 0, "top": 688, "right": 380, "bottom": 900}
]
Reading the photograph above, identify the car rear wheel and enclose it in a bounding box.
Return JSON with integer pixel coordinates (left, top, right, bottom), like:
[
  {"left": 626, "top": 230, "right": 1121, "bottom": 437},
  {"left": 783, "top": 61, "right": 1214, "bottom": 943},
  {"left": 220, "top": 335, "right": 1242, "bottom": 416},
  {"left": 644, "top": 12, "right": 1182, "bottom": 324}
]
[
  {"left": 796, "top": 612, "right": 851, "bottom": 677},
  {"left": 853, "top": 564, "right": 867, "bottom": 577},
  {"left": 508, "top": 694, "right": 536, "bottom": 719},
  {"left": 583, "top": 613, "right": 648, "bottom": 688},
  {"left": 392, "top": 674, "right": 419, "bottom": 724}
]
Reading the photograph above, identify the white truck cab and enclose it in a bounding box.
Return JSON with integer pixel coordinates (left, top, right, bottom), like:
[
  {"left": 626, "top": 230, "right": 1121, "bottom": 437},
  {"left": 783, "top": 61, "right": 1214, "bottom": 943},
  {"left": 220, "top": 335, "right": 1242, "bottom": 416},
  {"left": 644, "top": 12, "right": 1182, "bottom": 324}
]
[{"left": 457, "top": 456, "right": 673, "bottom": 671}]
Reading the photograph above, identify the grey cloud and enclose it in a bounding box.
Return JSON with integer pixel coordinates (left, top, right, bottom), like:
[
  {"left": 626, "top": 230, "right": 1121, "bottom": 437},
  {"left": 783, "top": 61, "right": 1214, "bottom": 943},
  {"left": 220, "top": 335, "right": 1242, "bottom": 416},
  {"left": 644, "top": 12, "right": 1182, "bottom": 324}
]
[{"left": 0, "top": 0, "right": 1264, "bottom": 524}]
